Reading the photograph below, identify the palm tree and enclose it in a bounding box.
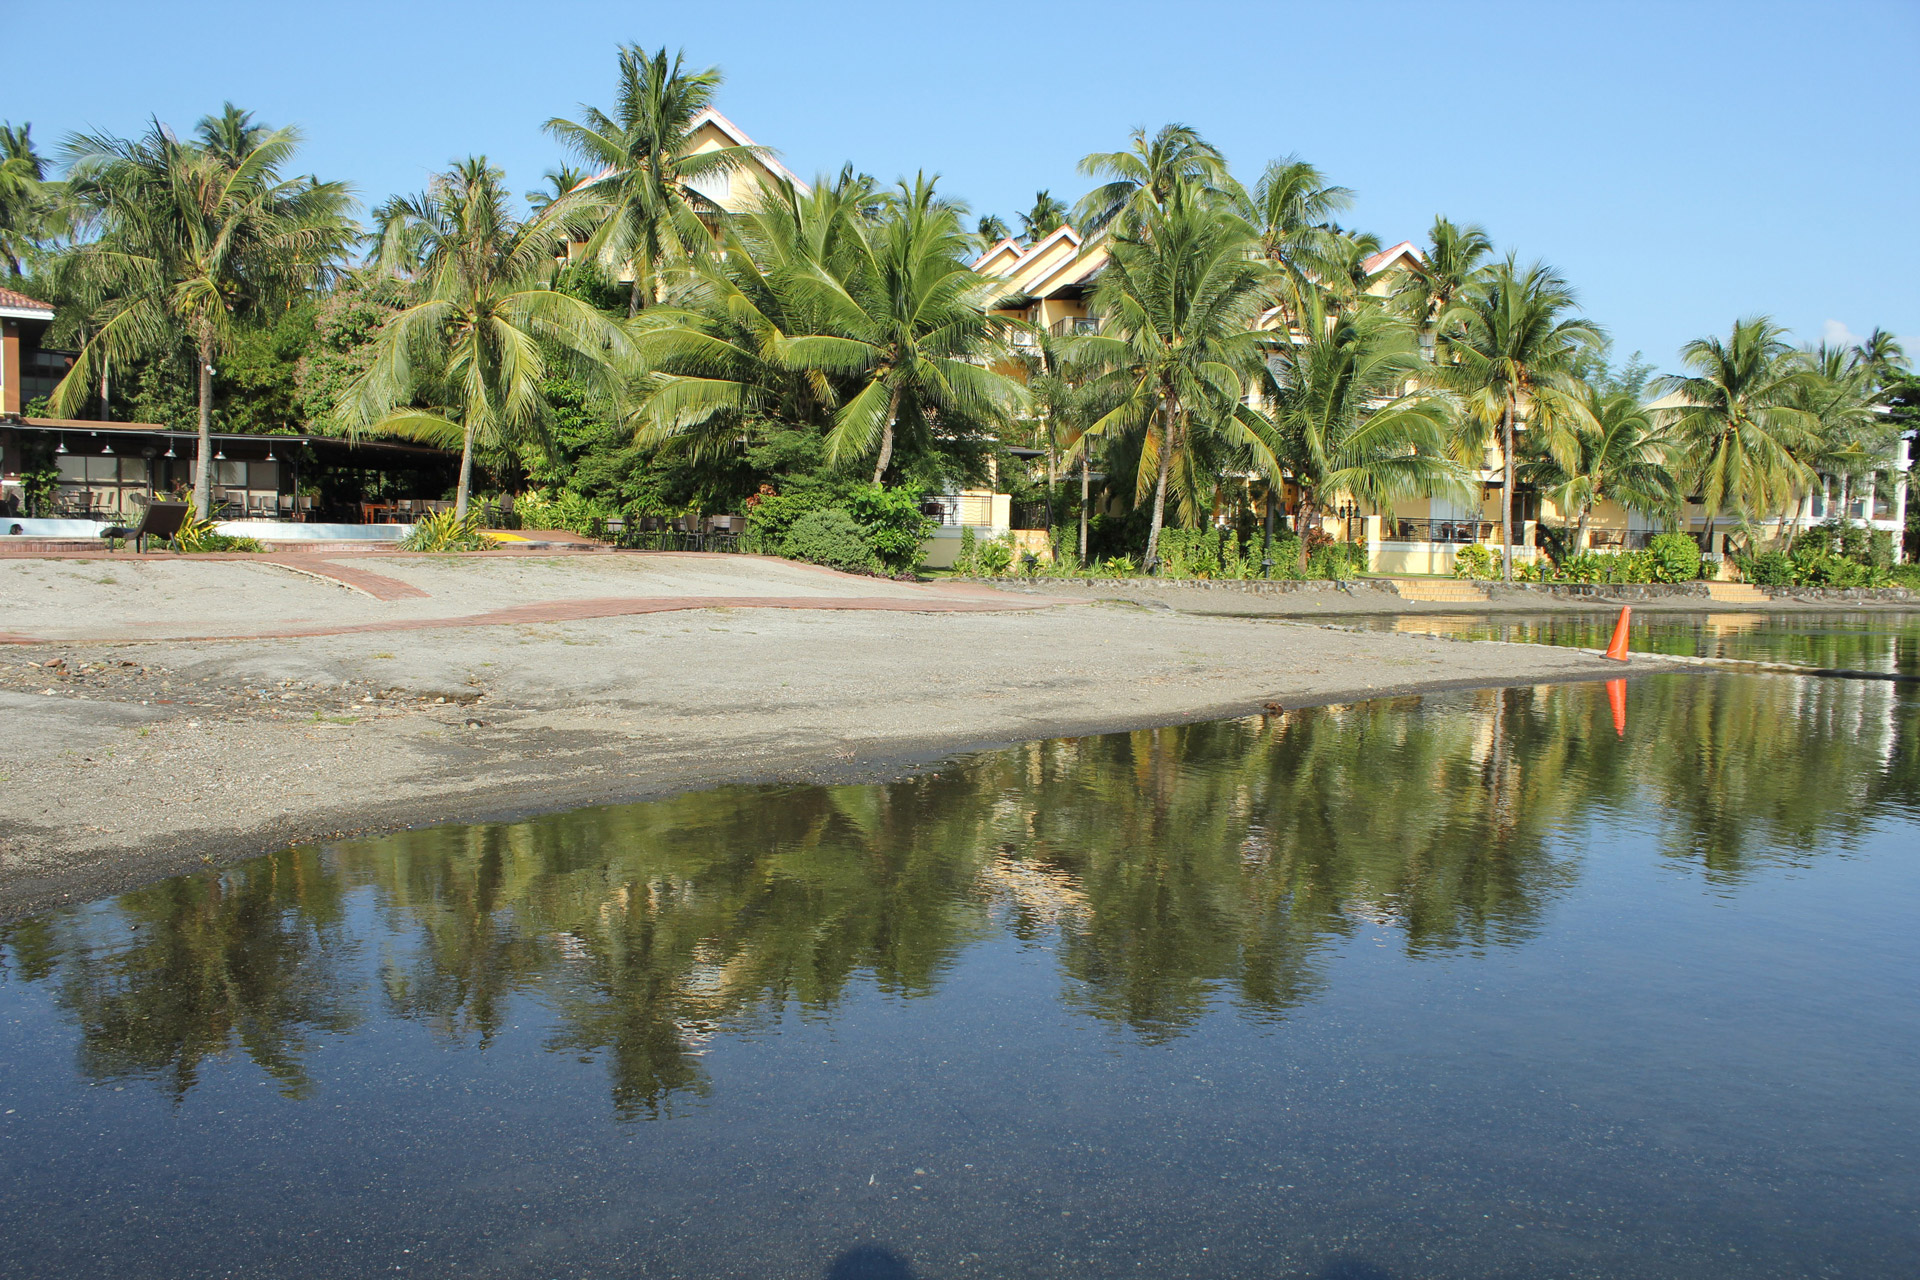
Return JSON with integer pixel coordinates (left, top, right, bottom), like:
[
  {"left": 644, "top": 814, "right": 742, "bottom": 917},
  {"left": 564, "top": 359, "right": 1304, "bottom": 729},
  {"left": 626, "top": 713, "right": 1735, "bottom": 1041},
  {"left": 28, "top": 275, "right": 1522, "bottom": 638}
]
[
  {"left": 1229, "top": 155, "right": 1352, "bottom": 322},
  {"left": 1257, "top": 293, "right": 1460, "bottom": 571},
  {"left": 1078, "top": 182, "right": 1276, "bottom": 570},
  {"left": 1435, "top": 257, "right": 1602, "bottom": 581},
  {"left": 974, "top": 213, "right": 1010, "bottom": 250},
  {"left": 1018, "top": 191, "right": 1067, "bottom": 241},
  {"left": 1656, "top": 318, "right": 1818, "bottom": 550},
  {"left": 633, "top": 172, "right": 1022, "bottom": 487},
  {"left": 1792, "top": 342, "right": 1890, "bottom": 530},
  {"left": 1073, "top": 124, "right": 1231, "bottom": 236},
  {"left": 1393, "top": 216, "right": 1493, "bottom": 343},
  {"left": 1521, "top": 386, "right": 1676, "bottom": 551},
  {"left": 0, "top": 122, "right": 56, "bottom": 275},
  {"left": 525, "top": 165, "right": 588, "bottom": 214},
  {"left": 810, "top": 175, "right": 1025, "bottom": 483},
  {"left": 544, "top": 45, "right": 769, "bottom": 316},
  {"left": 342, "top": 158, "right": 632, "bottom": 518},
  {"left": 50, "top": 113, "right": 354, "bottom": 515}
]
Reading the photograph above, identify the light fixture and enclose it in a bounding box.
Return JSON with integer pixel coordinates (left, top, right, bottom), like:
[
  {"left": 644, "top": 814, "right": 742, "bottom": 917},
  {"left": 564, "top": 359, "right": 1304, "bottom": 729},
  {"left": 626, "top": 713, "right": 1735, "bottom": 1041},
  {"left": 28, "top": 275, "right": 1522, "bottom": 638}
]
[
  {"left": 165, "top": 441, "right": 176, "bottom": 458},
  {"left": 56, "top": 435, "right": 67, "bottom": 454},
  {"left": 103, "top": 439, "right": 115, "bottom": 455},
  {"left": 215, "top": 447, "right": 226, "bottom": 460}
]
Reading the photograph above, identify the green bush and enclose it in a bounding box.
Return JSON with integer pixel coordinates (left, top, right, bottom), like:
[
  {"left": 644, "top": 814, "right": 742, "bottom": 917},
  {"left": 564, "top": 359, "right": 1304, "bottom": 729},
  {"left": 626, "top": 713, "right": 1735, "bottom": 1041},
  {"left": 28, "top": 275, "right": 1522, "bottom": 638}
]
[
  {"left": 780, "top": 508, "right": 877, "bottom": 573},
  {"left": 1740, "top": 550, "right": 1795, "bottom": 587},
  {"left": 1309, "top": 541, "right": 1368, "bottom": 580},
  {"left": 1889, "top": 564, "right": 1920, "bottom": 589},
  {"left": 744, "top": 490, "right": 828, "bottom": 554},
  {"left": 1453, "top": 545, "right": 1495, "bottom": 579},
  {"left": 510, "top": 489, "right": 614, "bottom": 540},
  {"left": 1648, "top": 531, "right": 1703, "bottom": 582},
  {"left": 167, "top": 514, "right": 266, "bottom": 553},
  {"left": 975, "top": 536, "right": 1013, "bottom": 576},
  {"left": 844, "top": 483, "right": 934, "bottom": 573},
  {"left": 953, "top": 525, "right": 979, "bottom": 575},
  {"left": 1097, "top": 554, "right": 1137, "bottom": 578}
]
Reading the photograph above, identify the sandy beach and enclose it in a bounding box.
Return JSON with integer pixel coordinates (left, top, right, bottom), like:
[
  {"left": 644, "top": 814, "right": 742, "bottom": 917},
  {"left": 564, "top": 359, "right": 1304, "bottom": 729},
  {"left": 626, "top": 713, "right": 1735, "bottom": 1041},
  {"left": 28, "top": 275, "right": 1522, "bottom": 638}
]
[{"left": 0, "top": 551, "right": 1688, "bottom": 917}]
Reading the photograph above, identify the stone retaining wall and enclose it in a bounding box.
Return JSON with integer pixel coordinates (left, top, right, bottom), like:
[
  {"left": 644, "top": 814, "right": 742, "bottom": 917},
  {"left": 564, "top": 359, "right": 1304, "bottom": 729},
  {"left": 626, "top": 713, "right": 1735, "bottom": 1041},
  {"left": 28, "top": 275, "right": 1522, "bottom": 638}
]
[{"left": 953, "top": 576, "right": 1401, "bottom": 597}]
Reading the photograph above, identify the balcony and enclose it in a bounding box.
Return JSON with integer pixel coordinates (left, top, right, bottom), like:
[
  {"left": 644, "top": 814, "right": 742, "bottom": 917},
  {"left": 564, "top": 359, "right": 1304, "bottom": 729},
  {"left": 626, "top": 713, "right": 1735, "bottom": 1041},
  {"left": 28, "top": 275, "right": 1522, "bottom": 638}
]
[{"left": 1047, "top": 316, "right": 1102, "bottom": 338}]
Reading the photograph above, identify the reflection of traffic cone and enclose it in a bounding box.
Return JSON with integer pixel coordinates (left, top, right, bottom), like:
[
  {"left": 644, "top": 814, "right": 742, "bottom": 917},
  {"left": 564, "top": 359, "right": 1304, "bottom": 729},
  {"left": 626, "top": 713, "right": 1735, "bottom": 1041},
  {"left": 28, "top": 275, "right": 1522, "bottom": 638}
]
[
  {"left": 1607, "top": 678, "right": 1627, "bottom": 736},
  {"left": 1603, "top": 606, "right": 1632, "bottom": 662}
]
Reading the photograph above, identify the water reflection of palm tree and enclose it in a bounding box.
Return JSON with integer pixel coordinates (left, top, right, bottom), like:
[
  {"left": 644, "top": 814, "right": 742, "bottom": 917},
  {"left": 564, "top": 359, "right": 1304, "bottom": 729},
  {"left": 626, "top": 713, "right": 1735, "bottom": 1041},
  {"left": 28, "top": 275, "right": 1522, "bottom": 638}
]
[{"left": 8, "top": 672, "right": 1913, "bottom": 1110}]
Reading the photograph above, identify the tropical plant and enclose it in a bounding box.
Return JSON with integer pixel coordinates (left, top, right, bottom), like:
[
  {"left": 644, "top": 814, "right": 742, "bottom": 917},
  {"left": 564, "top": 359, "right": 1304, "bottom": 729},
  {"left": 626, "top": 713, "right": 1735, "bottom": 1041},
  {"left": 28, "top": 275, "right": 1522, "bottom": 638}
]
[
  {"left": 1077, "top": 182, "right": 1277, "bottom": 570},
  {"left": 1392, "top": 216, "right": 1492, "bottom": 341},
  {"left": 1073, "top": 124, "right": 1230, "bottom": 236},
  {"left": 168, "top": 512, "right": 265, "bottom": 552},
  {"left": 544, "top": 45, "right": 768, "bottom": 315},
  {"left": 1453, "top": 543, "right": 1495, "bottom": 579},
  {"left": 1521, "top": 385, "right": 1676, "bottom": 551},
  {"left": 1791, "top": 341, "right": 1896, "bottom": 534},
  {"left": 525, "top": 165, "right": 588, "bottom": 214},
  {"left": 781, "top": 506, "right": 876, "bottom": 573},
  {"left": 1018, "top": 190, "right": 1068, "bottom": 240},
  {"left": 398, "top": 507, "right": 490, "bottom": 551},
  {"left": 1646, "top": 530, "right": 1703, "bottom": 582},
  {"left": 636, "top": 173, "right": 1022, "bottom": 486},
  {"left": 342, "top": 157, "right": 632, "bottom": 518},
  {"left": 1434, "top": 256, "right": 1602, "bottom": 581},
  {"left": 1256, "top": 292, "right": 1459, "bottom": 572},
  {"left": 974, "top": 214, "right": 1010, "bottom": 248},
  {"left": 1228, "top": 155, "right": 1352, "bottom": 323},
  {"left": 0, "top": 121, "right": 59, "bottom": 274},
  {"left": 49, "top": 109, "right": 355, "bottom": 515},
  {"left": 1655, "top": 317, "right": 1818, "bottom": 549}
]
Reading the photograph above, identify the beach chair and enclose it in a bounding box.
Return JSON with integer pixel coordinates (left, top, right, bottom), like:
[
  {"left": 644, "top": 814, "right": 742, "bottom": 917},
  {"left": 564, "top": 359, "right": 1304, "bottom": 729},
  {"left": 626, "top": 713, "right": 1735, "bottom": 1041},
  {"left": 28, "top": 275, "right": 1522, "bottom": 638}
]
[{"left": 101, "top": 501, "right": 191, "bottom": 552}]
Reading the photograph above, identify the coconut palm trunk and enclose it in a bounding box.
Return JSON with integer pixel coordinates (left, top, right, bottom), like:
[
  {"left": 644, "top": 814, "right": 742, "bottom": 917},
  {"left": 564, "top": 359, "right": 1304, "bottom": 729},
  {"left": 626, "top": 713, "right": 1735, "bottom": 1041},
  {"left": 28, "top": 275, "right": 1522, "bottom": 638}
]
[
  {"left": 195, "top": 334, "right": 215, "bottom": 517},
  {"left": 1143, "top": 397, "right": 1175, "bottom": 571},
  {"left": 1078, "top": 453, "right": 1090, "bottom": 564},
  {"left": 870, "top": 390, "right": 903, "bottom": 486},
  {"left": 454, "top": 422, "right": 476, "bottom": 520},
  {"left": 1500, "top": 400, "right": 1516, "bottom": 582}
]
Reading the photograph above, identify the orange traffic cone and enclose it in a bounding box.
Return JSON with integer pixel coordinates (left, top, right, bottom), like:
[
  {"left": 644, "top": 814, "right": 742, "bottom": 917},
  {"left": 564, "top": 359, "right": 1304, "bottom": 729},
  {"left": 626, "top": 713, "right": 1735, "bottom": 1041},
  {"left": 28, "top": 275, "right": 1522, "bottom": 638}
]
[
  {"left": 1607, "top": 678, "right": 1627, "bottom": 736},
  {"left": 1603, "top": 606, "right": 1632, "bottom": 662}
]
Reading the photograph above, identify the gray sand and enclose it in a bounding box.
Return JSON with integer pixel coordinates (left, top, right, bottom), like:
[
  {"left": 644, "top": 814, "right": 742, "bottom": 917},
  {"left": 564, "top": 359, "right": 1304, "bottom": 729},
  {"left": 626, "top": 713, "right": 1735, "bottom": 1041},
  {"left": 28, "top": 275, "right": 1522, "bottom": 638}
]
[{"left": 0, "top": 554, "right": 1686, "bottom": 917}]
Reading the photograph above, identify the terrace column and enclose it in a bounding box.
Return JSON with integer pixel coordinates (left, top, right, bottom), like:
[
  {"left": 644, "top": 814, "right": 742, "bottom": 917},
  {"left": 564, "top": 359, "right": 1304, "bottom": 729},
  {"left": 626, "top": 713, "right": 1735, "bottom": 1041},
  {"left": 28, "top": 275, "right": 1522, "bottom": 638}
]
[
  {"left": 1, "top": 320, "right": 20, "bottom": 414},
  {"left": 1894, "top": 437, "right": 1912, "bottom": 563}
]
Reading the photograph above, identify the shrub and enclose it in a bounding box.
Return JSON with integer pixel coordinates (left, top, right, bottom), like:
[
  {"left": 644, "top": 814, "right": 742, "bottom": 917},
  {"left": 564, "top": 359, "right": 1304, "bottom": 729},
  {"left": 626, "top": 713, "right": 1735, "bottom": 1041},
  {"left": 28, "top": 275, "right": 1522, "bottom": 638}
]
[
  {"left": 1739, "top": 550, "right": 1795, "bottom": 587},
  {"left": 1453, "top": 544, "right": 1495, "bottom": 579},
  {"left": 953, "top": 525, "right": 979, "bottom": 575},
  {"left": 1309, "top": 541, "right": 1368, "bottom": 579},
  {"left": 168, "top": 514, "right": 265, "bottom": 553},
  {"left": 399, "top": 509, "right": 489, "bottom": 552},
  {"left": 780, "top": 508, "right": 877, "bottom": 573},
  {"left": 1889, "top": 564, "right": 1920, "bottom": 589},
  {"left": 744, "top": 490, "right": 829, "bottom": 554},
  {"left": 844, "top": 483, "right": 935, "bottom": 574},
  {"left": 509, "top": 490, "right": 614, "bottom": 540},
  {"left": 1097, "top": 554, "right": 1137, "bottom": 578},
  {"left": 1647, "top": 531, "right": 1703, "bottom": 583},
  {"left": 975, "top": 536, "right": 1013, "bottom": 576}
]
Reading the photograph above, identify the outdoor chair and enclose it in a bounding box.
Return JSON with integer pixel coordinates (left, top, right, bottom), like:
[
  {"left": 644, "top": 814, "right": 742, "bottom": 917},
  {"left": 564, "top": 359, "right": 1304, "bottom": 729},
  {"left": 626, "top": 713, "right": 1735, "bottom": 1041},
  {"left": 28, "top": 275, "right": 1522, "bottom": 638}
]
[{"left": 101, "top": 501, "right": 191, "bottom": 552}]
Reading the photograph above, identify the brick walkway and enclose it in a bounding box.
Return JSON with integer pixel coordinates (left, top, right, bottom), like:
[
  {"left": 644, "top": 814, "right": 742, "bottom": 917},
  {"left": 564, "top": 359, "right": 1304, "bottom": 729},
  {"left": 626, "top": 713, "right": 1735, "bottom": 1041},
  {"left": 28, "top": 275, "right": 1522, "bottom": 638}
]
[{"left": 261, "top": 557, "right": 428, "bottom": 601}]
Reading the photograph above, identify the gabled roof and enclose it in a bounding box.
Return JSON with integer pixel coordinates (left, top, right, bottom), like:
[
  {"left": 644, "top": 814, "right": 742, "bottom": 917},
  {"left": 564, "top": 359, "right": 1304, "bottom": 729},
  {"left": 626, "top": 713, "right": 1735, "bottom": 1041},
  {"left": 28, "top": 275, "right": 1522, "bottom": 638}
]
[
  {"left": 1360, "top": 240, "right": 1424, "bottom": 276},
  {"left": 687, "top": 106, "right": 810, "bottom": 194},
  {"left": 0, "top": 287, "right": 56, "bottom": 321}
]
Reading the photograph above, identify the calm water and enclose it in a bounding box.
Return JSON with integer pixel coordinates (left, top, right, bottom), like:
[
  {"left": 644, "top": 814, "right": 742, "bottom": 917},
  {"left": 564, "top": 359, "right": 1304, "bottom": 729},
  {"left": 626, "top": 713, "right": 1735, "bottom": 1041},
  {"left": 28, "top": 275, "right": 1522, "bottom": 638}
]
[
  {"left": 3, "top": 671, "right": 1918, "bottom": 1278},
  {"left": 1324, "top": 609, "right": 1920, "bottom": 677}
]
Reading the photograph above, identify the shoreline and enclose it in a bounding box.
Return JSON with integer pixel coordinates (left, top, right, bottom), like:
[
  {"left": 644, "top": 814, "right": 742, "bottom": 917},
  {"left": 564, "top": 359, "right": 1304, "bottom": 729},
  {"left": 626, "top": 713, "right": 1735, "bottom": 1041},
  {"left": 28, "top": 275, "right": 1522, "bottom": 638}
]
[
  {"left": 0, "top": 590, "right": 1697, "bottom": 920},
  {"left": 0, "top": 655, "right": 1686, "bottom": 923}
]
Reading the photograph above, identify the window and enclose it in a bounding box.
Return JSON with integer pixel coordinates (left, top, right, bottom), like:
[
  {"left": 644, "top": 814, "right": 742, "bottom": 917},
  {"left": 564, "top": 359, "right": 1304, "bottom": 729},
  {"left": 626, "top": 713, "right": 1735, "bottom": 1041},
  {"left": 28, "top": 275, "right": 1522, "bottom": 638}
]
[
  {"left": 217, "top": 460, "right": 245, "bottom": 487},
  {"left": 57, "top": 456, "right": 88, "bottom": 482}
]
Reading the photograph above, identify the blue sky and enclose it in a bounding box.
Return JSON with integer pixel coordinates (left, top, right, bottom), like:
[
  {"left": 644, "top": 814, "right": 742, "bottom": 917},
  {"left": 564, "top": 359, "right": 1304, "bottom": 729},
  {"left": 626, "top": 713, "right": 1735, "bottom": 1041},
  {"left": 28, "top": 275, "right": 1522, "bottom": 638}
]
[{"left": 6, "top": 0, "right": 1915, "bottom": 372}]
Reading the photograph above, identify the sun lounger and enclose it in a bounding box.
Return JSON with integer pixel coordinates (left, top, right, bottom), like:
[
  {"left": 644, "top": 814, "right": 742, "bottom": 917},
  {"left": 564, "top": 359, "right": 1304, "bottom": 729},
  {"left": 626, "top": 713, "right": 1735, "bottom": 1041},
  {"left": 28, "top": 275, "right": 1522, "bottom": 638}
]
[{"left": 101, "top": 501, "right": 192, "bottom": 552}]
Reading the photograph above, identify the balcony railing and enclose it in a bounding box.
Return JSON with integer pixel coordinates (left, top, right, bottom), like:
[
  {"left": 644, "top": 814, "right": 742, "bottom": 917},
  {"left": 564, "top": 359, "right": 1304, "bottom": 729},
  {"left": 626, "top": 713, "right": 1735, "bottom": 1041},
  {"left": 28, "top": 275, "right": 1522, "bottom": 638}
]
[
  {"left": 1047, "top": 316, "right": 1102, "bottom": 338},
  {"left": 1389, "top": 519, "right": 1533, "bottom": 544}
]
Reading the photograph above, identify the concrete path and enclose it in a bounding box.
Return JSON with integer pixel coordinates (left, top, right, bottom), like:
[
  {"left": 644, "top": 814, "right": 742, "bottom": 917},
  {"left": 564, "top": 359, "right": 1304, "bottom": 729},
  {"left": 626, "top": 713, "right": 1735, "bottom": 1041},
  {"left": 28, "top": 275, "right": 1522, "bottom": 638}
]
[{"left": 0, "top": 550, "right": 1069, "bottom": 644}]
